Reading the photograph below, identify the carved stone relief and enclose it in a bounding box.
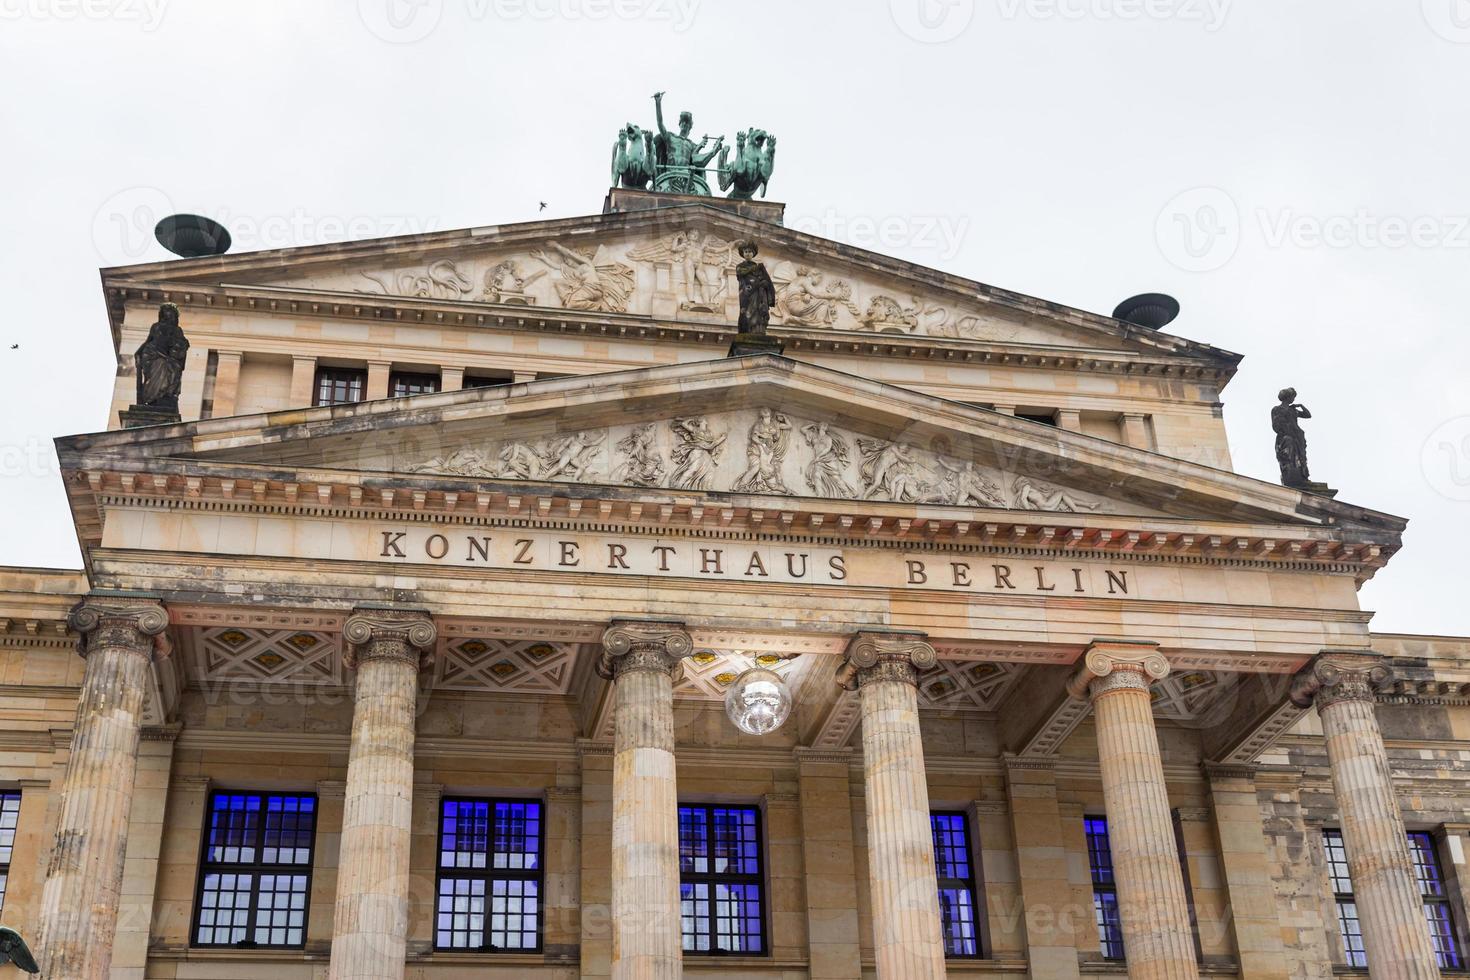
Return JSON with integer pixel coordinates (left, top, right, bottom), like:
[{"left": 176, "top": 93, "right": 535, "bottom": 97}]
[
  {"left": 360, "top": 259, "right": 475, "bottom": 300},
  {"left": 401, "top": 410, "right": 1108, "bottom": 512}
]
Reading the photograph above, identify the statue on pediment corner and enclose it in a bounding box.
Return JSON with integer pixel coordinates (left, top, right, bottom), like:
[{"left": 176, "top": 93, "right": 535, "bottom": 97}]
[
  {"left": 528, "top": 242, "right": 635, "bottom": 314},
  {"left": 800, "top": 422, "right": 855, "bottom": 499},
  {"left": 482, "top": 260, "right": 544, "bottom": 306},
  {"left": 1272, "top": 388, "right": 1314, "bottom": 489},
  {"left": 1011, "top": 476, "right": 1101, "bottom": 513},
  {"left": 735, "top": 241, "right": 776, "bottom": 334},
  {"left": 717, "top": 129, "right": 776, "bottom": 200},
  {"left": 669, "top": 417, "right": 725, "bottom": 490},
  {"left": 360, "top": 260, "right": 474, "bottom": 300},
  {"left": 775, "top": 267, "right": 861, "bottom": 328},
  {"left": 611, "top": 424, "right": 667, "bottom": 487},
  {"left": 134, "top": 303, "right": 189, "bottom": 410},
  {"left": 611, "top": 122, "right": 656, "bottom": 189},
  {"left": 732, "top": 409, "right": 794, "bottom": 494}
]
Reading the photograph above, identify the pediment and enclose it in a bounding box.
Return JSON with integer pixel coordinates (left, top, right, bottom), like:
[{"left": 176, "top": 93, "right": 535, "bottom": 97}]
[
  {"left": 68, "top": 355, "right": 1396, "bottom": 534},
  {"left": 106, "top": 206, "right": 1234, "bottom": 363}
]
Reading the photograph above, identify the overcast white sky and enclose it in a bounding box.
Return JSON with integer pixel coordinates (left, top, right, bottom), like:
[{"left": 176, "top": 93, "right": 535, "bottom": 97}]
[{"left": 1, "top": 0, "right": 1467, "bottom": 635}]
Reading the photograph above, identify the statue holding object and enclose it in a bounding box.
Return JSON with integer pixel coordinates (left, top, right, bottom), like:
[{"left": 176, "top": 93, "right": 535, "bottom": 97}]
[
  {"left": 651, "top": 91, "right": 724, "bottom": 196},
  {"left": 1272, "top": 387, "right": 1333, "bottom": 495}
]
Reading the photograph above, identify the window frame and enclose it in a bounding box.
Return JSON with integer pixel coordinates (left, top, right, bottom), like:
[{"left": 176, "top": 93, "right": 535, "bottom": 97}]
[
  {"left": 388, "top": 370, "right": 440, "bottom": 398},
  {"left": 0, "top": 790, "right": 21, "bottom": 916},
  {"left": 189, "top": 790, "right": 318, "bottom": 950},
  {"left": 312, "top": 366, "right": 366, "bottom": 407},
  {"left": 677, "top": 802, "right": 770, "bottom": 957},
  {"left": 1084, "top": 815, "right": 1125, "bottom": 961},
  {"left": 1408, "top": 830, "right": 1464, "bottom": 970},
  {"left": 433, "top": 796, "right": 546, "bottom": 954},
  {"left": 930, "top": 810, "right": 983, "bottom": 959}
]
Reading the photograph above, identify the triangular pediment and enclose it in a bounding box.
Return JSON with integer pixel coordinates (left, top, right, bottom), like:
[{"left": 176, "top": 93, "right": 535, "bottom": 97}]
[
  {"left": 59, "top": 355, "right": 1401, "bottom": 537},
  {"left": 103, "top": 205, "right": 1237, "bottom": 364}
]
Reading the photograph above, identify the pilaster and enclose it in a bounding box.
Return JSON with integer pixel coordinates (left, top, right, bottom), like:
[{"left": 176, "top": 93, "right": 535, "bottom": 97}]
[
  {"left": 796, "top": 747, "right": 864, "bottom": 979},
  {"left": 1203, "top": 764, "right": 1290, "bottom": 980},
  {"left": 1003, "top": 756, "right": 1082, "bottom": 980}
]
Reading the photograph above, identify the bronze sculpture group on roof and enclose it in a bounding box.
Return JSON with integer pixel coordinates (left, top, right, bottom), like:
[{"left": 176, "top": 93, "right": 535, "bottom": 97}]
[{"left": 611, "top": 91, "right": 776, "bottom": 200}]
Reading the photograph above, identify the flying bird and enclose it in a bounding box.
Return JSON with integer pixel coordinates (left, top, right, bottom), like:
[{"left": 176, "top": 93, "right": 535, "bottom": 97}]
[
  {"left": 0, "top": 927, "right": 39, "bottom": 973},
  {"left": 7, "top": 345, "right": 15, "bottom": 350},
  {"left": 539, "top": 201, "right": 548, "bottom": 211}
]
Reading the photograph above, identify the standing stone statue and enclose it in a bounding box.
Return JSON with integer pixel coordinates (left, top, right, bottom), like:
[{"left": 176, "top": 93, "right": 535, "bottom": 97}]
[
  {"left": 736, "top": 242, "right": 776, "bottom": 334},
  {"left": 134, "top": 303, "right": 190, "bottom": 410},
  {"left": 651, "top": 91, "right": 724, "bottom": 195},
  {"left": 1272, "top": 387, "right": 1315, "bottom": 489}
]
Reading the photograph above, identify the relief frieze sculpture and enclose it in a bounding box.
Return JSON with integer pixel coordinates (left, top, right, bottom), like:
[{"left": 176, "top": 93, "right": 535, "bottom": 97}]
[
  {"left": 401, "top": 410, "right": 1106, "bottom": 513},
  {"left": 361, "top": 259, "right": 475, "bottom": 300},
  {"left": 527, "top": 242, "right": 635, "bottom": 313},
  {"left": 628, "top": 230, "right": 738, "bottom": 313}
]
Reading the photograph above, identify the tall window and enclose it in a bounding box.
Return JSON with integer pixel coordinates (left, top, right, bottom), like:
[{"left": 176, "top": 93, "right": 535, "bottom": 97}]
[
  {"left": 1085, "top": 816, "right": 1125, "bottom": 960},
  {"left": 930, "top": 812, "right": 981, "bottom": 957},
  {"left": 193, "top": 792, "right": 316, "bottom": 948},
  {"left": 678, "top": 804, "right": 766, "bottom": 955},
  {"left": 1410, "top": 832, "right": 1462, "bottom": 969},
  {"left": 435, "top": 798, "right": 543, "bottom": 952},
  {"left": 313, "top": 367, "right": 365, "bottom": 406},
  {"left": 1323, "top": 829, "right": 1367, "bottom": 967},
  {"left": 0, "top": 791, "right": 20, "bottom": 915},
  {"left": 389, "top": 371, "right": 439, "bottom": 398}
]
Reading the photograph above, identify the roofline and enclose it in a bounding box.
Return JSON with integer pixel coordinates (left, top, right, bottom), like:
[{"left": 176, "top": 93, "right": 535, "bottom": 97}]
[{"left": 100, "top": 200, "right": 1242, "bottom": 373}]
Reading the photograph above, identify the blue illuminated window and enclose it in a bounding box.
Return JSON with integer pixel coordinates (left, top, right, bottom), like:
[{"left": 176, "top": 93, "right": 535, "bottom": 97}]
[
  {"left": 435, "top": 799, "right": 543, "bottom": 952},
  {"left": 0, "top": 791, "right": 20, "bottom": 916},
  {"left": 193, "top": 792, "right": 316, "bottom": 948},
  {"left": 931, "top": 812, "right": 981, "bottom": 957},
  {"left": 1085, "top": 816, "right": 1125, "bottom": 960},
  {"left": 1409, "top": 832, "right": 1462, "bottom": 970},
  {"left": 678, "top": 804, "right": 766, "bottom": 955}
]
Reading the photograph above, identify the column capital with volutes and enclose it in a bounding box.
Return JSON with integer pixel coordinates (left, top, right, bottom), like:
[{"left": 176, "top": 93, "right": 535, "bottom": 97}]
[
  {"left": 837, "top": 631, "right": 937, "bottom": 691},
  {"left": 1290, "top": 650, "right": 1395, "bottom": 711},
  {"left": 1066, "top": 638, "right": 1169, "bottom": 700},
  {"left": 597, "top": 619, "right": 693, "bottom": 680},
  {"left": 342, "top": 607, "right": 437, "bottom": 670},
  {"left": 67, "top": 594, "right": 169, "bottom": 660}
]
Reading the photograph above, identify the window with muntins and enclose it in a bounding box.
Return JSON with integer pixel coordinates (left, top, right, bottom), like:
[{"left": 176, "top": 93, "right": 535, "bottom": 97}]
[
  {"left": 0, "top": 791, "right": 20, "bottom": 915},
  {"left": 389, "top": 371, "right": 439, "bottom": 398},
  {"left": 1085, "top": 816, "right": 1125, "bottom": 960},
  {"left": 931, "top": 812, "right": 981, "bottom": 957},
  {"left": 192, "top": 792, "right": 316, "bottom": 948},
  {"left": 434, "top": 798, "right": 543, "bottom": 952},
  {"left": 678, "top": 804, "right": 766, "bottom": 955},
  {"left": 1323, "top": 828, "right": 1369, "bottom": 967},
  {"left": 313, "top": 367, "right": 365, "bottom": 406},
  {"left": 1409, "top": 831, "right": 1462, "bottom": 969}
]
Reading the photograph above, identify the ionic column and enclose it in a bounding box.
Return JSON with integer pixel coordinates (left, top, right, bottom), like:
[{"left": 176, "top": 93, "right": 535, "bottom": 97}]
[
  {"left": 1068, "top": 640, "right": 1197, "bottom": 980},
  {"left": 38, "top": 596, "right": 168, "bottom": 980},
  {"left": 1290, "top": 652, "right": 1442, "bottom": 979},
  {"left": 328, "top": 608, "right": 436, "bottom": 980},
  {"left": 840, "top": 632, "right": 947, "bottom": 979},
  {"left": 597, "top": 620, "right": 693, "bottom": 980}
]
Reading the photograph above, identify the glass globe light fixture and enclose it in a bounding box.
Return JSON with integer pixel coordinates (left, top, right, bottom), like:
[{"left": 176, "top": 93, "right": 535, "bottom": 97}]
[{"left": 724, "top": 667, "right": 793, "bottom": 736}]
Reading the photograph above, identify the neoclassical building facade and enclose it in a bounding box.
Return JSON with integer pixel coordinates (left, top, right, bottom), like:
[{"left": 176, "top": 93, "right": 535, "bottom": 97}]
[{"left": 1, "top": 188, "right": 1466, "bottom": 979}]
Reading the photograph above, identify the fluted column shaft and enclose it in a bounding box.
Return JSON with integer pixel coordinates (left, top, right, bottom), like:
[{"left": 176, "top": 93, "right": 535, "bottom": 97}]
[
  {"left": 328, "top": 610, "right": 436, "bottom": 980},
  {"left": 1072, "top": 641, "right": 1198, "bottom": 980},
  {"left": 1293, "top": 653, "right": 1442, "bottom": 979},
  {"left": 38, "top": 599, "right": 168, "bottom": 980},
  {"left": 599, "top": 621, "right": 692, "bottom": 980},
  {"left": 843, "top": 633, "right": 947, "bottom": 979}
]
